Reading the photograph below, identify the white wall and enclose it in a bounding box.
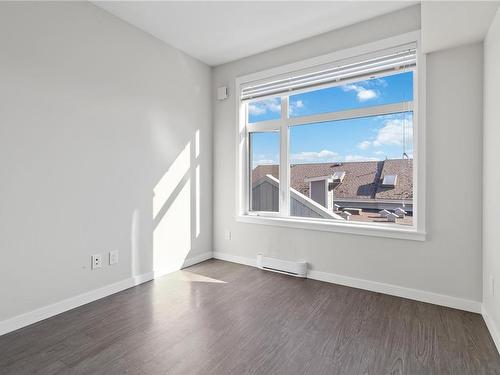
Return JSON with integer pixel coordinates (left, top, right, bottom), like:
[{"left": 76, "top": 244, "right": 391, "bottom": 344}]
[
  {"left": 213, "top": 5, "right": 484, "bottom": 306},
  {"left": 483, "top": 7, "right": 500, "bottom": 335},
  {"left": 0, "top": 2, "right": 212, "bottom": 321}
]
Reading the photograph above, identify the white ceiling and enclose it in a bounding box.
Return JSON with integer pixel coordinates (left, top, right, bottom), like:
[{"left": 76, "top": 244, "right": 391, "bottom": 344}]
[{"left": 94, "top": 1, "right": 416, "bottom": 66}]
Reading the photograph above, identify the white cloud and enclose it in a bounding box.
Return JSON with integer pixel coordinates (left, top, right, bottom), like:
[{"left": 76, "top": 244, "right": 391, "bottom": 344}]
[
  {"left": 345, "top": 155, "right": 378, "bottom": 162},
  {"left": 289, "top": 99, "right": 304, "bottom": 114},
  {"left": 358, "top": 140, "right": 371, "bottom": 150},
  {"left": 254, "top": 159, "right": 276, "bottom": 165},
  {"left": 252, "top": 157, "right": 279, "bottom": 169},
  {"left": 374, "top": 150, "right": 385, "bottom": 156},
  {"left": 291, "top": 149, "right": 339, "bottom": 163},
  {"left": 372, "top": 118, "right": 413, "bottom": 147},
  {"left": 248, "top": 99, "right": 281, "bottom": 116},
  {"left": 342, "top": 84, "right": 378, "bottom": 101},
  {"left": 357, "top": 118, "right": 413, "bottom": 151}
]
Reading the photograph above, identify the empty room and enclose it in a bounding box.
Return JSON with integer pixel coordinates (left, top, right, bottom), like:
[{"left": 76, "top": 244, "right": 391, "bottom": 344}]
[{"left": 2, "top": 1, "right": 500, "bottom": 374}]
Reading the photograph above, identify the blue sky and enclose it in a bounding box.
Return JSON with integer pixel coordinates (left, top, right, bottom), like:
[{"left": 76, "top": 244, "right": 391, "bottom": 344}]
[{"left": 249, "top": 71, "right": 414, "bottom": 168}]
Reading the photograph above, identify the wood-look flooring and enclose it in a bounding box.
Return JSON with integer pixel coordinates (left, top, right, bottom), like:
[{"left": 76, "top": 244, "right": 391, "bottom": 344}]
[{"left": 1, "top": 259, "right": 499, "bottom": 375}]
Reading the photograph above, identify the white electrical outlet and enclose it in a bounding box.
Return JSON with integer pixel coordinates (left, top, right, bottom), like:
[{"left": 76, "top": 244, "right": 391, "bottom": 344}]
[
  {"left": 109, "top": 250, "right": 119, "bottom": 265},
  {"left": 224, "top": 230, "right": 232, "bottom": 241},
  {"left": 91, "top": 254, "right": 103, "bottom": 269}
]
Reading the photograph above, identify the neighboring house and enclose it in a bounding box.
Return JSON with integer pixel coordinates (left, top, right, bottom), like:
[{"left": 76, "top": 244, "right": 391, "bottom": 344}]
[
  {"left": 251, "top": 159, "right": 413, "bottom": 223},
  {"left": 252, "top": 174, "right": 344, "bottom": 220}
]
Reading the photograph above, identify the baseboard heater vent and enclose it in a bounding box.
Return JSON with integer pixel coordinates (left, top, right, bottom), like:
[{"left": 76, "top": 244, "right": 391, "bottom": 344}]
[{"left": 257, "top": 254, "right": 307, "bottom": 278}]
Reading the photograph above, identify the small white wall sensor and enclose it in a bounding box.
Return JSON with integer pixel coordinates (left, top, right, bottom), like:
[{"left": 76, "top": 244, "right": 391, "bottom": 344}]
[{"left": 217, "top": 86, "right": 228, "bottom": 100}]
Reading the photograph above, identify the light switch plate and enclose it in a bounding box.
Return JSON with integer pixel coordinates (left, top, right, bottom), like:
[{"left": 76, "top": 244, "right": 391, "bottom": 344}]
[{"left": 109, "top": 250, "right": 119, "bottom": 265}]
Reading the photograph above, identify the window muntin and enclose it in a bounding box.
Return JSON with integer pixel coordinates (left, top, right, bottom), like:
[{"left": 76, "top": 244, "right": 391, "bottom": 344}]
[
  {"left": 249, "top": 132, "right": 280, "bottom": 213},
  {"left": 241, "top": 45, "right": 418, "bottom": 232}
]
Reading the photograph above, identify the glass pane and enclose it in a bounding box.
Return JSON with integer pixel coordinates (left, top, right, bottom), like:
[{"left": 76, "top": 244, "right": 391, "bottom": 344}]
[
  {"left": 289, "top": 71, "right": 413, "bottom": 118},
  {"left": 247, "top": 97, "right": 281, "bottom": 123},
  {"left": 249, "top": 132, "right": 280, "bottom": 212},
  {"left": 289, "top": 112, "right": 413, "bottom": 226}
]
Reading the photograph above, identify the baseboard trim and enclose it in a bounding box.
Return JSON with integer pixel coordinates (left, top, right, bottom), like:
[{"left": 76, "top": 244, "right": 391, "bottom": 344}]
[
  {"left": 308, "top": 269, "right": 480, "bottom": 313},
  {"left": 482, "top": 305, "right": 500, "bottom": 354},
  {"left": 213, "top": 251, "right": 257, "bottom": 267},
  {"left": 182, "top": 251, "right": 214, "bottom": 268},
  {"left": 213, "top": 251, "right": 481, "bottom": 314},
  {"left": 153, "top": 251, "right": 214, "bottom": 279},
  {"left": 0, "top": 271, "right": 154, "bottom": 337},
  {"left": 133, "top": 271, "right": 155, "bottom": 285}
]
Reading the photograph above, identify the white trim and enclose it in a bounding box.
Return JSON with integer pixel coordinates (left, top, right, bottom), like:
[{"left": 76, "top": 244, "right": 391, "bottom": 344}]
[
  {"left": 280, "top": 95, "right": 290, "bottom": 217},
  {"left": 153, "top": 251, "right": 214, "bottom": 279},
  {"left": 181, "top": 251, "right": 214, "bottom": 268},
  {"left": 414, "top": 46, "right": 427, "bottom": 236},
  {"left": 0, "top": 271, "right": 154, "bottom": 336},
  {"left": 236, "top": 214, "right": 425, "bottom": 241},
  {"left": 309, "top": 270, "right": 480, "bottom": 313},
  {"left": 247, "top": 119, "right": 281, "bottom": 132},
  {"left": 213, "top": 251, "right": 480, "bottom": 313},
  {"left": 482, "top": 306, "right": 500, "bottom": 354},
  {"left": 288, "top": 101, "right": 413, "bottom": 127},
  {"left": 213, "top": 251, "right": 257, "bottom": 267},
  {"left": 133, "top": 271, "right": 155, "bottom": 285},
  {"left": 0, "top": 251, "right": 214, "bottom": 337},
  {"left": 237, "top": 34, "right": 419, "bottom": 92},
  {"left": 236, "top": 31, "right": 426, "bottom": 239}
]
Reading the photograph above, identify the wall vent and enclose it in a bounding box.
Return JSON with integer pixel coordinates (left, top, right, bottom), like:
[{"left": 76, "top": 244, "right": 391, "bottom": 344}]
[{"left": 257, "top": 254, "right": 307, "bottom": 278}]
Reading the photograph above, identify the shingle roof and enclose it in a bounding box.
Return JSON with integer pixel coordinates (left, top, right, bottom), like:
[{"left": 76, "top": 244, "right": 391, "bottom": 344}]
[
  {"left": 252, "top": 159, "right": 413, "bottom": 201},
  {"left": 376, "top": 159, "right": 413, "bottom": 200}
]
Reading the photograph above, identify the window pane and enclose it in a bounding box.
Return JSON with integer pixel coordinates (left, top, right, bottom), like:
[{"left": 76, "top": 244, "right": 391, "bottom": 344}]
[
  {"left": 289, "top": 112, "right": 413, "bottom": 226},
  {"left": 247, "top": 97, "right": 281, "bottom": 123},
  {"left": 289, "top": 71, "right": 413, "bottom": 118},
  {"left": 249, "top": 132, "right": 280, "bottom": 212}
]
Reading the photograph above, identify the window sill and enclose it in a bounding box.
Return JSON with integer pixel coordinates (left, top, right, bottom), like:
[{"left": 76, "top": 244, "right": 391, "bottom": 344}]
[{"left": 236, "top": 214, "right": 426, "bottom": 241}]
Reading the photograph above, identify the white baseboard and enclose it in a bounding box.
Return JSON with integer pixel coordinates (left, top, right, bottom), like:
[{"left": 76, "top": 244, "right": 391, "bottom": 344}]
[
  {"left": 0, "top": 271, "right": 154, "bottom": 337},
  {"left": 0, "top": 251, "right": 214, "bottom": 337},
  {"left": 482, "top": 305, "right": 500, "bottom": 354},
  {"left": 153, "top": 251, "right": 213, "bottom": 279},
  {"left": 213, "top": 251, "right": 481, "bottom": 314},
  {"left": 182, "top": 251, "right": 213, "bottom": 268},
  {"left": 213, "top": 251, "right": 257, "bottom": 267},
  {"left": 133, "top": 271, "right": 155, "bottom": 285},
  {"left": 308, "top": 269, "right": 481, "bottom": 313}
]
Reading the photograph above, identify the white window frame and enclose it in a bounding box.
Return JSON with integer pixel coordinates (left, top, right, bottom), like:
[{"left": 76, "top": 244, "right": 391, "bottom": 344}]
[{"left": 235, "top": 31, "right": 426, "bottom": 241}]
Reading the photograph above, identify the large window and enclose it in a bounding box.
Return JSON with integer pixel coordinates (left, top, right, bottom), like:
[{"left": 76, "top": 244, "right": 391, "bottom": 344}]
[{"left": 237, "top": 38, "right": 424, "bottom": 239}]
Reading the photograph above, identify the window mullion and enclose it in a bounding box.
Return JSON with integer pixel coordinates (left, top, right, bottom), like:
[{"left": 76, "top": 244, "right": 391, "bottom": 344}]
[
  {"left": 288, "top": 101, "right": 413, "bottom": 127},
  {"left": 279, "top": 96, "right": 290, "bottom": 217}
]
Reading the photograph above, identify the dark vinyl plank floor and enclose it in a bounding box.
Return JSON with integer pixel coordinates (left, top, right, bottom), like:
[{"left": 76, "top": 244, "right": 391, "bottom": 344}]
[{"left": 1, "top": 259, "right": 499, "bottom": 375}]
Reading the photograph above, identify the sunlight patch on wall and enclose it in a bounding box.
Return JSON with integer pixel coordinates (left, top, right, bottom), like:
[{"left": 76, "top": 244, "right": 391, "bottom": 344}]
[
  {"left": 154, "top": 175, "right": 191, "bottom": 278},
  {"left": 196, "top": 164, "right": 200, "bottom": 238},
  {"left": 153, "top": 142, "right": 191, "bottom": 218}
]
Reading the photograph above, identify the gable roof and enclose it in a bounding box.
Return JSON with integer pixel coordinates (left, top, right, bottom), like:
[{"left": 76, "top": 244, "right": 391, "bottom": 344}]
[{"left": 252, "top": 159, "right": 413, "bottom": 201}]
